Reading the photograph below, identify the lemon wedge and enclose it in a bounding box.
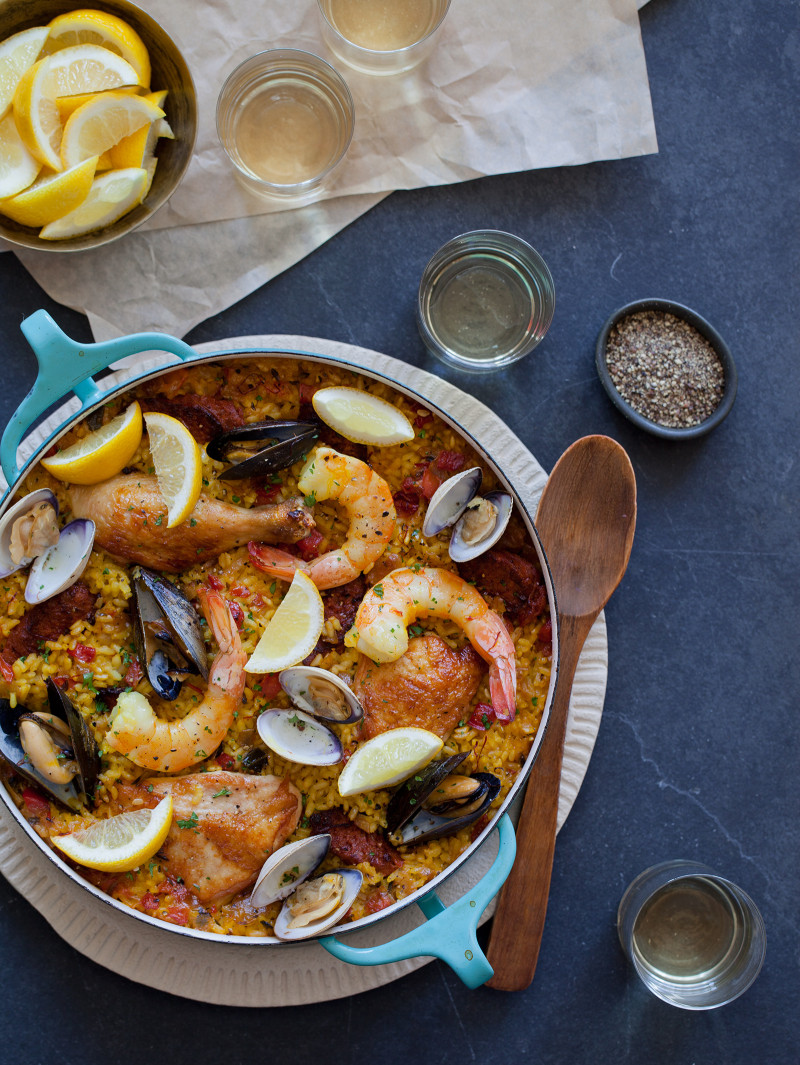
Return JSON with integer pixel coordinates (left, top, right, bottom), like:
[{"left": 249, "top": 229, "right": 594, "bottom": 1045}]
[
  {"left": 108, "top": 90, "right": 169, "bottom": 168},
  {"left": 12, "top": 57, "right": 63, "bottom": 171},
  {"left": 56, "top": 84, "right": 140, "bottom": 121},
  {"left": 60, "top": 91, "right": 163, "bottom": 168},
  {"left": 312, "top": 386, "right": 415, "bottom": 446},
  {"left": 0, "top": 111, "right": 40, "bottom": 199},
  {"left": 47, "top": 43, "right": 142, "bottom": 96},
  {"left": 143, "top": 411, "right": 203, "bottom": 528},
  {"left": 0, "top": 25, "right": 49, "bottom": 119},
  {"left": 0, "top": 155, "right": 97, "bottom": 226},
  {"left": 337, "top": 728, "right": 444, "bottom": 796},
  {"left": 246, "top": 571, "right": 325, "bottom": 674},
  {"left": 52, "top": 795, "right": 173, "bottom": 872},
  {"left": 41, "top": 400, "right": 143, "bottom": 482},
  {"left": 39, "top": 166, "right": 148, "bottom": 239},
  {"left": 47, "top": 8, "right": 151, "bottom": 87}
]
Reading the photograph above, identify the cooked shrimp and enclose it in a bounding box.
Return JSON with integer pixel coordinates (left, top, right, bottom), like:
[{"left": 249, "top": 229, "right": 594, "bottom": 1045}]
[
  {"left": 345, "top": 566, "right": 517, "bottom": 721},
  {"left": 248, "top": 446, "right": 396, "bottom": 590},
  {"left": 105, "top": 589, "right": 246, "bottom": 772}
]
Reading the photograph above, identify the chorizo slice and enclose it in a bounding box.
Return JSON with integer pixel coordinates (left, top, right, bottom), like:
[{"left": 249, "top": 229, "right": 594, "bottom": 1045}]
[{"left": 4, "top": 581, "right": 98, "bottom": 660}]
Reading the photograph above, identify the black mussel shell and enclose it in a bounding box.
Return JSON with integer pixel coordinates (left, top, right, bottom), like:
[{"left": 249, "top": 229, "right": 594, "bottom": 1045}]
[
  {"left": 131, "top": 568, "right": 207, "bottom": 701},
  {"left": 386, "top": 753, "right": 468, "bottom": 835},
  {"left": 388, "top": 769, "right": 501, "bottom": 846},
  {"left": 241, "top": 746, "right": 271, "bottom": 773},
  {"left": 0, "top": 687, "right": 97, "bottom": 811},
  {"left": 207, "top": 421, "right": 318, "bottom": 481},
  {"left": 47, "top": 679, "right": 100, "bottom": 799}
]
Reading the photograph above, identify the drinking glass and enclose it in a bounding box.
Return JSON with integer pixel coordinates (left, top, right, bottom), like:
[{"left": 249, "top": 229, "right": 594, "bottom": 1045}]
[
  {"left": 216, "top": 49, "right": 354, "bottom": 204},
  {"left": 417, "top": 230, "right": 555, "bottom": 373},
  {"left": 617, "top": 860, "right": 767, "bottom": 1009},
  {"left": 317, "top": 0, "right": 450, "bottom": 76}
]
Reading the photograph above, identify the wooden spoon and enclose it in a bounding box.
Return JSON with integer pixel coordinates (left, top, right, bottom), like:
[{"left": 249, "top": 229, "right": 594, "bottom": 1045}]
[{"left": 486, "top": 435, "right": 637, "bottom": 991}]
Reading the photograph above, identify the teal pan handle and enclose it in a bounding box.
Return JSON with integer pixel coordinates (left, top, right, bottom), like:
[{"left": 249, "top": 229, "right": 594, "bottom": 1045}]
[
  {"left": 2, "top": 310, "right": 196, "bottom": 490},
  {"left": 320, "top": 813, "right": 516, "bottom": 989}
]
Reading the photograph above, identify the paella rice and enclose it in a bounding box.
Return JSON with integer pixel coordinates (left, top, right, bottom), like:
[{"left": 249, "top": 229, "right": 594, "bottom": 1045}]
[{"left": 0, "top": 356, "right": 551, "bottom": 936}]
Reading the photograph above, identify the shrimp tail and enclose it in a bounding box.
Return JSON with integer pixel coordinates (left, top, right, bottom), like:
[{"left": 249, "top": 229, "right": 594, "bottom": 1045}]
[
  {"left": 198, "top": 588, "right": 235, "bottom": 651},
  {"left": 489, "top": 656, "right": 517, "bottom": 723},
  {"left": 248, "top": 541, "right": 309, "bottom": 581}
]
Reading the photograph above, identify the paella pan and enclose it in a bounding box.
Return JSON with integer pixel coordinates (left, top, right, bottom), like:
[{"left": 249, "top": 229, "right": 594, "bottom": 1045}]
[{"left": 0, "top": 313, "right": 558, "bottom": 981}]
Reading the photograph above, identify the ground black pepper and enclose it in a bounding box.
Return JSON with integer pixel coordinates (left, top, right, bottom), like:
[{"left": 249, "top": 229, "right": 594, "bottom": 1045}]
[{"left": 605, "top": 310, "right": 725, "bottom": 428}]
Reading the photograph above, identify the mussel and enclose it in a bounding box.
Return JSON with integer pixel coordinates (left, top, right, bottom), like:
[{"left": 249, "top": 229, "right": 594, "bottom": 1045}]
[
  {"left": 0, "top": 678, "right": 100, "bottom": 810},
  {"left": 422, "top": 467, "right": 513, "bottom": 563},
  {"left": 279, "top": 666, "right": 363, "bottom": 724},
  {"left": 207, "top": 420, "right": 318, "bottom": 480},
  {"left": 130, "top": 567, "right": 207, "bottom": 701},
  {"left": 385, "top": 753, "right": 501, "bottom": 845}
]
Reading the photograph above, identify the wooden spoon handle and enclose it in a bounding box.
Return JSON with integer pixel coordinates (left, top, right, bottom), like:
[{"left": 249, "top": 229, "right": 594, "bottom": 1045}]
[{"left": 485, "top": 614, "right": 588, "bottom": 990}]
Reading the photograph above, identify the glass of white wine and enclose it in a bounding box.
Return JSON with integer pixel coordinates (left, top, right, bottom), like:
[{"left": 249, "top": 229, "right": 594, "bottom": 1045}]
[
  {"left": 617, "top": 860, "right": 766, "bottom": 1009},
  {"left": 416, "top": 230, "right": 555, "bottom": 373},
  {"left": 317, "top": 0, "right": 450, "bottom": 76},
  {"left": 216, "top": 49, "right": 354, "bottom": 204}
]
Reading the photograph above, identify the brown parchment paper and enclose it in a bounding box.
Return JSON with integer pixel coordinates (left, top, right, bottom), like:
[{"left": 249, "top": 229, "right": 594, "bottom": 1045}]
[{"left": 3, "top": 0, "right": 656, "bottom": 339}]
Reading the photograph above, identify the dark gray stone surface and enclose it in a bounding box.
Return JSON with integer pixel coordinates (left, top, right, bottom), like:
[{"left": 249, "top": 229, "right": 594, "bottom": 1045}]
[{"left": 0, "top": 0, "right": 797, "bottom": 1061}]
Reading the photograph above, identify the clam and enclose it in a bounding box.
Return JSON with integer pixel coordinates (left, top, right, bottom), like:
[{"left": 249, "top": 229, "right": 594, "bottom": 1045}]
[
  {"left": 24, "top": 519, "right": 95, "bottom": 605},
  {"left": 256, "top": 708, "right": 343, "bottom": 766},
  {"left": 421, "top": 468, "right": 513, "bottom": 562},
  {"left": 0, "top": 679, "right": 100, "bottom": 811},
  {"left": 448, "top": 490, "right": 513, "bottom": 563},
  {"left": 274, "top": 868, "right": 363, "bottom": 940},
  {"left": 386, "top": 754, "right": 501, "bottom": 845},
  {"left": 279, "top": 666, "right": 363, "bottom": 724},
  {"left": 206, "top": 420, "right": 318, "bottom": 480},
  {"left": 131, "top": 568, "right": 208, "bottom": 701},
  {"left": 422, "top": 467, "right": 483, "bottom": 537},
  {"left": 250, "top": 833, "right": 331, "bottom": 908},
  {"left": 0, "top": 489, "right": 60, "bottom": 578}
]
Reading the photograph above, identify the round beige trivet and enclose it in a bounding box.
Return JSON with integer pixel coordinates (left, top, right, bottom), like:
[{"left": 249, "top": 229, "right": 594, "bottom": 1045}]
[{"left": 0, "top": 335, "right": 608, "bottom": 1006}]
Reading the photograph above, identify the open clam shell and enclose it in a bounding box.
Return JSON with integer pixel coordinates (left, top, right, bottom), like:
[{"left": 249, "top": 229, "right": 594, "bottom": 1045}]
[
  {"left": 250, "top": 834, "right": 331, "bottom": 908},
  {"left": 448, "top": 490, "right": 513, "bottom": 563},
  {"left": 24, "top": 519, "right": 95, "bottom": 605},
  {"left": 274, "top": 868, "right": 363, "bottom": 941},
  {"left": 131, "top": 568, "right": 207, "bottom": 701},
  {"left": 256, "top": 708, "right": 343, "bottom": 766},
  {"left": 0, "top": 489, "right": 59, "bottom": 578},
  {"left": 422, "top": 467, "right": 482, "bottom": 537},
  {"left": 207, "top": 420, "right": 318, "bottom": 480},
  {"left": 279, "top": 666, "right": 363, "bottom": 724}
]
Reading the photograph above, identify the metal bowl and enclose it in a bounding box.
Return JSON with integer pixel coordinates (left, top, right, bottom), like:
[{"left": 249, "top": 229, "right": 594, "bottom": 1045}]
[
  {"left": 0, "top": 0, "right": 197, "bottom": 252},
  {"left": 595, "top": 298, "right": 737, "bottom": 441}
]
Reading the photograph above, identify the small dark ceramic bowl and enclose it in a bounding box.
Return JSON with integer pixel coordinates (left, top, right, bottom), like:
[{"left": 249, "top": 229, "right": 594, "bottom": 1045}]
[
  {"left": 595, "top": 298, "right": 738, "bottom": 440},
  {"left": 0, "top": 0, "right": 197, "bottom": 252}
]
